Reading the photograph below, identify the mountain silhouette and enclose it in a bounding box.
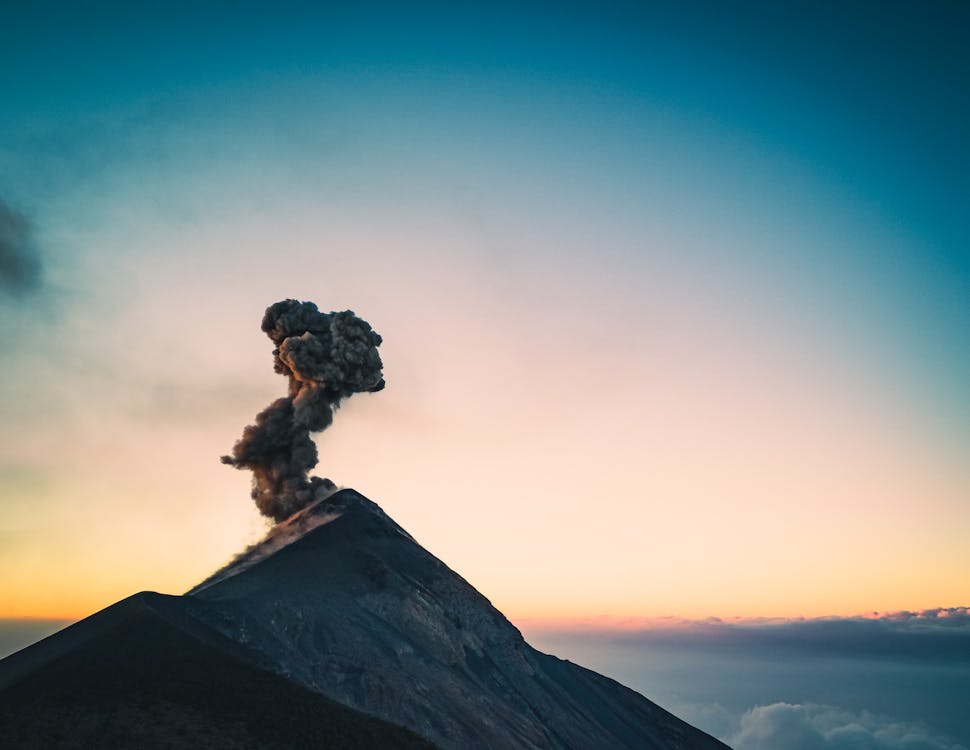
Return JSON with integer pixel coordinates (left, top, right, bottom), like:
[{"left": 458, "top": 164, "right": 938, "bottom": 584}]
[
  {"left": 0, "top": 591, "right": 437, "bottom": 749},
  {"left": 1, "top": 489, "right": 730, "bottom": 749}
]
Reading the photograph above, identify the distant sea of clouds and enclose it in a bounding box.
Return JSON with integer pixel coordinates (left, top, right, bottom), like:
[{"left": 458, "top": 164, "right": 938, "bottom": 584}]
[{"left": 524, "top": 607, "right": 970, "bottom": 750}]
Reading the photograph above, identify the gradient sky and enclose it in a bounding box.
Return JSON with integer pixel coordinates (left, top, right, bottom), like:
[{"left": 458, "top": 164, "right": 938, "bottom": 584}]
[{"left": 1, "top": 1, "right": 968, "bottom": 620}]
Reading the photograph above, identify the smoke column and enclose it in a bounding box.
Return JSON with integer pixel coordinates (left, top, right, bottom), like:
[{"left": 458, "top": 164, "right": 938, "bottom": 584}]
[{"left": 222, "top": 299, "right": 385, "bottom": 522}]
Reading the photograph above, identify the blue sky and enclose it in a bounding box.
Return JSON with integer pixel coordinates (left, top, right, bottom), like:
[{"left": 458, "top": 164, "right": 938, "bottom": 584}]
[{"left": 4, "top": 1, "right": 967, "bottom": 412}]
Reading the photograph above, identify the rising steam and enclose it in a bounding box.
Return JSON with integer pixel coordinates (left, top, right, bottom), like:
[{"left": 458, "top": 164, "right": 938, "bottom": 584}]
[{"left": 222, "top": 300, "right": 385, "bottom": 522}]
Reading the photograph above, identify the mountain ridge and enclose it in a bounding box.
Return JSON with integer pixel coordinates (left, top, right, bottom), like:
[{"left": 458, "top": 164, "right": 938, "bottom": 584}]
[
  {"left": 0, "top": 590, "right": 439, "bottom": 749},
  {"left": 185, "top": 488, "right": 730, "bottom": 750},
  {"left": 0, "top": 488, "right": 730, "bottom": 750}
]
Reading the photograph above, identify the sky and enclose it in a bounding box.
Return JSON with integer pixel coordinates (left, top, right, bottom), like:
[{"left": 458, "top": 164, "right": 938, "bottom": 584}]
[{"left": 1, "top": 1, "right": 968, "bottom": 626}]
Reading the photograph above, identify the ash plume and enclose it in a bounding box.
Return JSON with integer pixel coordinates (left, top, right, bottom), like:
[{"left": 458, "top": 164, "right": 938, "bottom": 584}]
[{"left": 222, "top": 300, "right": 385, "bottom": 522}]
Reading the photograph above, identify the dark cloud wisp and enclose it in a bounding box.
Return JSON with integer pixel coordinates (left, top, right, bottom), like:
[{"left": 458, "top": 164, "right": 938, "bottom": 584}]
[
  {"left": 0, "top": 199, "right": 40, "bottom": 294},
  {"left": 222, "top": 300, "right": 384, "bottom": 523}
]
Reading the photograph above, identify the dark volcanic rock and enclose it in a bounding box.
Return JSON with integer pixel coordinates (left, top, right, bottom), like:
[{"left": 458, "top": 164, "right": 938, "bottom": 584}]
[
  {"left": 186, "top": 489, "right": 731, "bottom": 750},
  {"left": 0, "top": 591, "right": 439, "bottom": 749},
  {"left": 0, "top": 489, "right": 730, "bottom": 749}
]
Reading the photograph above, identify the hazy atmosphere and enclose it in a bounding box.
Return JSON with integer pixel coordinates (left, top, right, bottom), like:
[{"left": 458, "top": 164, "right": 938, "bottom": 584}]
[{"left": 1, "top": 2, "right": 968, "bottom": 748}]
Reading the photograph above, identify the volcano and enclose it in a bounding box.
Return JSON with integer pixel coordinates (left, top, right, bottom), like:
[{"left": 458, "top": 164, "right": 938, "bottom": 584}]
[{"left": 0, "top": 489, "right": 730, "bottom": 749}]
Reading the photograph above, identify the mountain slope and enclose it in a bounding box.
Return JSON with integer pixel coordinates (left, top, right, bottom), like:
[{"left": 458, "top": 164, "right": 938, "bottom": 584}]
[
  {"left": 186, "top": 489, "right": 730, "bottom": 750},
  {"left": 0, "top": 591, "right": 438, "bottom": 749}
]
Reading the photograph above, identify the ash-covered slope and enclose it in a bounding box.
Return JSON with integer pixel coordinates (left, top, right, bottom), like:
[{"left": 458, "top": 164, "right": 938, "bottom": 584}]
[
  {"left": 0, "top": 591, "right": 438, "bottom": 749},
  {"left": 186, "top": 489, "right": 730, "bottom": 750}
]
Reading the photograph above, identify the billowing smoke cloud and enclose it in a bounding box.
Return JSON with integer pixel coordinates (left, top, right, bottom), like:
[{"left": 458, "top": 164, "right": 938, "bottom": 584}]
[
  {"left": 222, "top": 300, "right": 384, "bottom": 522},
  {"left": 0, "top": 198, "right": 40, "bottom": 294}
]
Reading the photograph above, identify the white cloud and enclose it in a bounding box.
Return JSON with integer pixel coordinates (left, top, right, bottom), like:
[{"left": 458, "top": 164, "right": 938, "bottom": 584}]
[{"left": 730, "top": 703, "right": 967, "bottom": 750}]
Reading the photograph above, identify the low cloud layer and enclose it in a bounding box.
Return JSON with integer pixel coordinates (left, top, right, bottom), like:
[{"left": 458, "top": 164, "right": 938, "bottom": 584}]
[
  {"left": 560, "top": 607, "right": 970, "bottom": 663},
  {"left": 0, "top": 199, "right": 40, "bottom": 294},
  {"left": 526, "top": 609, "right": 970, "bottom": 748},
  {"left": 731, "top": 703, "right": 968, "bottom": 750}
]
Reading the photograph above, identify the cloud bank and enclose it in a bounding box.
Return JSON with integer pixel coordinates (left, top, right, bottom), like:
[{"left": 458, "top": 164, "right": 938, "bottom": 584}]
[
  {"left": 731, "top": 703, "right": 968, "bottom": 750},
  {"left": 542, "top": 607, "right": 970, "bottom": 663},
  {"left": 526, "top": 609, "right": 970, "bottom": 748}
]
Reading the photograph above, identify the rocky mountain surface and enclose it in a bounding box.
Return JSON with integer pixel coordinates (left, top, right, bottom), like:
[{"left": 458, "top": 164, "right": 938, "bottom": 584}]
[
  {"left": 0, "top": 591, "right": 438, "bottom": 749},
  {"left": 0, "top": 488, "right": 730, "bottom": 749},
  {"left": 186, "top": 489, "right": 729, "bottom": 750}
]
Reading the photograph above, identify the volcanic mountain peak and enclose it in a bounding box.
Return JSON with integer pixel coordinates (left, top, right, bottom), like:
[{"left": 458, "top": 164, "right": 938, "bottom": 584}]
[
  {"left": 181, "top": 488, "right": 729, "bottom": 750},
  {"left": 190, "top": 488, "right": 413, "bottom": 594},
  {"left": 1, "top": 488, "right": 729, "bottom": 750},
  {"left": 0, "top": 591, "right": 438, "bottom": 749}
]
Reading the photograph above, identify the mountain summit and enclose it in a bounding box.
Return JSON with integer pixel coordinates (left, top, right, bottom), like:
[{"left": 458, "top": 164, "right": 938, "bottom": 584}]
[{"left": 1, "top": 489, "right": 729, "bottom": 749}]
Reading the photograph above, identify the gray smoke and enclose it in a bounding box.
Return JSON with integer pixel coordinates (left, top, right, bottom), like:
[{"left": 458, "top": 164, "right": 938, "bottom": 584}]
[
  {"left": 0, "top": 198, "right": 40, "bottom": 294},
  {"left": 222, "top": 300, "right": 385, "bottom": 522}
]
